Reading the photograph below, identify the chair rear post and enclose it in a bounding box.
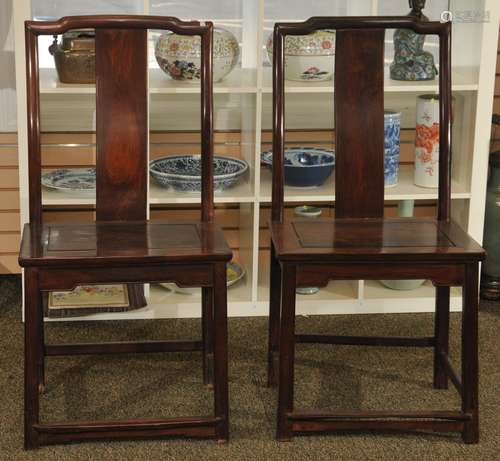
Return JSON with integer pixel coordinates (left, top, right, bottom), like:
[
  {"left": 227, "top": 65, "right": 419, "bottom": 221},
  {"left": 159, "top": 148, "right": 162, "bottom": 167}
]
[
  {"left": 25, "top": 26, "right": 42, "bottom": 229},
  {"left": 200, "top": 23, "right": 214, "bottom": 222},
  {"left": 438, "top": 22, "right": 452, "bottom": 222},
  {"left": 272, "top": 25, "right": 285, "bottom": 223}
]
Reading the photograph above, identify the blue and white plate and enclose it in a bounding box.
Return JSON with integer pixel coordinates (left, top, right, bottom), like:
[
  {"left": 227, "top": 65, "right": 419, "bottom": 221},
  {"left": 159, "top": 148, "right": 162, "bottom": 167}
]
[
  {"left": 159, "top": 261, "right": 245, "bottom": 293},
  {"left": 41, "top": 168, "right": 96, "bottom": 194},
  {"left": 150, "top": 155, "right": 248, "bottom": 192},
  {"left": 227, "top": 261, "right": 245, "bottom": 287},
  {"left": 261, "top": 147, "right": 335, "bottom": 187}
]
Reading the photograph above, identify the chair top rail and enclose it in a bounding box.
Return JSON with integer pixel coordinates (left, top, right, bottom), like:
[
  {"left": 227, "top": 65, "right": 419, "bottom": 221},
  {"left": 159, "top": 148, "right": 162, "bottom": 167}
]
[
  {"left": 25, "top": 15, "right": 209, "bottom": 36},
  {"left": 274, "top": 16, "right": 450, "bottom": 36}
]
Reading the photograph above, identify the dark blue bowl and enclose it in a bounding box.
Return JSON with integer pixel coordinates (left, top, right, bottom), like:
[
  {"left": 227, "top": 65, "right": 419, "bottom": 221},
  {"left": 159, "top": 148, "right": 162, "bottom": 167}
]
[{"left": 261, "top": 147, "right": 335, "bottom": 187}]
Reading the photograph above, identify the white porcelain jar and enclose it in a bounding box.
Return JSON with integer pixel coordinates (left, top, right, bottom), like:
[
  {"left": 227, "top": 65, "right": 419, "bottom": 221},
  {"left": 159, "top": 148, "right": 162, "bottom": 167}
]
[
  {"left": 155, "top": 28, "right": 239, "bottom": 82},
  {"left": 414, "top": 94, "right": 440, "bottom": 188},
  {"left": 266, "top": 30, "right": 335, "bottom": 82}
]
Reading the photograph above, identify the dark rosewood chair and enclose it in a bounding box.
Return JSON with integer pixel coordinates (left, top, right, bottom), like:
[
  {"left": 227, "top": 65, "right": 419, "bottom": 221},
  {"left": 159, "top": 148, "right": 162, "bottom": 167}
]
[
  {"left": 19, "top": 16, "right": 231, "bottom": 448},
  {"left": 267, "top": 17, "right": 485, "bottom": 443}
]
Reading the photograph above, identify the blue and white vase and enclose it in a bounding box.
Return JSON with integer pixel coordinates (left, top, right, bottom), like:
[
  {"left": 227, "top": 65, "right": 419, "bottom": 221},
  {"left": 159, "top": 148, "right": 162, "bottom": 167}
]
[{"left": 384, "top": 110, "right": 401, "bottom": 188}]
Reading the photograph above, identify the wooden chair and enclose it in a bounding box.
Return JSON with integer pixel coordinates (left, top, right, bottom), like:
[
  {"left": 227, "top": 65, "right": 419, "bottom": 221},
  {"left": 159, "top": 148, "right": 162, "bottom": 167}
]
[
  {"left": 19, "top": 15, "right": 231, "bottom": 448},
  {"left": 267, "top": 17, "right": 485, "bottom": 443}
]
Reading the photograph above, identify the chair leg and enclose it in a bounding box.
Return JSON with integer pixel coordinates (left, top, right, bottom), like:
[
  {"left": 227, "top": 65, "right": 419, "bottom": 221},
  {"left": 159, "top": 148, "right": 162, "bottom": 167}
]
[
  {"left": 213, "top": 262, "right": 229, "bottom": 442},
  {"left": 434, "top": 286, "right": 450, "bottom": 389},
  {"left": 462, "top": 262, "right": 479, "bottom": 444},
  {"left": 24, "top": 268, "right": 42, "bottom": 450},
  {"left": 202, "top": 287, "right": 214, "bottom": 388},
  {"left": 38, "top": 291, "right": 45, "bottom": 393},
  {"left": 276, "top": 264, "right": 296, "bottom": 441},
  {"left": 267, "top": 241, "right": 282, "bottom": 387}
]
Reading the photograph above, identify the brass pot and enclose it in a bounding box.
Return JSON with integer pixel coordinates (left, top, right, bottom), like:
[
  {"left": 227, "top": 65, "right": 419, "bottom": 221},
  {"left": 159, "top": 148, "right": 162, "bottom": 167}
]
[{"left": 49, "top": 29, "right": 95, "bottom": 83}]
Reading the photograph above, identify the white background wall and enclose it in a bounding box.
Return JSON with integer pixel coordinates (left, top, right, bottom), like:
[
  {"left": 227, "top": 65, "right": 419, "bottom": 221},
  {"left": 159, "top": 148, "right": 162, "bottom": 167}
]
[{"left": 0, "top": 0, "right": 16, "bottom": 132}]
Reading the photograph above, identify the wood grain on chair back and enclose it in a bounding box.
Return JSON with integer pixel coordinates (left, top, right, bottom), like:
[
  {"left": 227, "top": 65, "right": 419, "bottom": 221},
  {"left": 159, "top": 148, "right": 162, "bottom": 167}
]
[
  {"left": 95, "top": 28, "right": 148, "bottom": 221},
  {"left": 334, "top": 29, "right": 385, "bottom": 219}
]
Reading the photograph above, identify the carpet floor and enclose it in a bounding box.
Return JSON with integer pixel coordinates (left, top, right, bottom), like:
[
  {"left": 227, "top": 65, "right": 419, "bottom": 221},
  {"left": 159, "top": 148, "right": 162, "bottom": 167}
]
[{"left": 0, "top": 275, "right": 499, "bottom": 460}]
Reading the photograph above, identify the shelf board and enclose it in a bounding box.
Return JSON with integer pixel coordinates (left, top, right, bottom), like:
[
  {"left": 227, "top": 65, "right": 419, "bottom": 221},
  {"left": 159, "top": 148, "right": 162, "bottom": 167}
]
[
  {"left": 364, "top": 279, "right": 462, "bottom": 300},
  {"left": 48, "top": 279, "right": 463, "bottom": 322},
  {"left": 261, "top": 66, "right": 479, "bottom": 93},
  {"left": 362, "top": 280, "right": 462, "bottom": 312},
  {"left": 42, "top": 187, "right": 96, "bottom": 206},
  {"left": 149, "top": 179, "right": 255, "bottom": 204},
  {"left": 258, "top": 261, "right": 358, "bottom": 312},
  {"left": 41, "top": 178, "right": 255, "bottom": 206},
  {"left": 258, "top": 279, "right": 357, "bottom": 303},
  {"left": 39, "top": 67, "right": 258, "bottom": 95},
  {"left": 45, "top": 282, "right": 251, "bottom": 322},
  {"left": 41, "top": 164, "right": 470, "bottom": 206},
  {"left": 39, "top": 68, "right": 95, "bottom": 94},
  {"left": 255, "top": 278, "right": 462, "bottom": 316},
  {"left": 39, "top": 66, "right": 478, "bottom": 95},
  {"left": 149, "top": 68, "right": 258, "bottom": 94},
  {"left": 144, "top": 281, "right": 251, "bottom": 317},
  {"left": 258, "top": 164, "right": 470, "bottom": 202}
]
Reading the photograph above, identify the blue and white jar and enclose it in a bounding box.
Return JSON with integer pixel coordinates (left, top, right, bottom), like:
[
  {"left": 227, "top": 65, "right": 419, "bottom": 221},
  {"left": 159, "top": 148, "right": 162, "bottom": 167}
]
[{"left": 384, "top": 110, "right": 401, "bottom": 187}]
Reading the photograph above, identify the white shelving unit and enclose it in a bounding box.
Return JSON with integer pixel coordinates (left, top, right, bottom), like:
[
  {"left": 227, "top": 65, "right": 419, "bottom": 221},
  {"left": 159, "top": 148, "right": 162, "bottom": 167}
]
[{"left": 14, "top": 0, "right": 499, "bottom": 321}]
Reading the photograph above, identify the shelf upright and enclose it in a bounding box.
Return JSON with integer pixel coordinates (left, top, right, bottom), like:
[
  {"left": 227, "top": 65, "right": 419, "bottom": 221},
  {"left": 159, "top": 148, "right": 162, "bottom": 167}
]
[
  {"left": 249, "top": 0, "right": 266, "bottom": 312},
  {"left": 13, "top": 0, "right": 32, "bottom": 321}
]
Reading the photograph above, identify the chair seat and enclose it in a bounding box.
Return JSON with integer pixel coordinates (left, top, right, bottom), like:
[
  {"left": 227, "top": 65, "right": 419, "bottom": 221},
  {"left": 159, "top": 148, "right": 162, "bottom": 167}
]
[
  {"left": 270, "top": 218, "right": 485, "bottom": 263},
  {"left": 19, "top": 220, "right": 232, "bottom": 267}
]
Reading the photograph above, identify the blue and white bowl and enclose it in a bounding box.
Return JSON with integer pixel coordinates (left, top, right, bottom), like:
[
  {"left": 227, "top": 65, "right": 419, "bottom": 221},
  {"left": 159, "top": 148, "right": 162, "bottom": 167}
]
[
  {"left": 41, "top": 168, "right": 96, "bottom": 194},
  {"left": 384, "top": 110, "right": 401, "bottom": 188},
  {"left": 150, "top": 155, "right": 248, "bottom": 192},
  {"left": 261, "top": 147, "right": 335, "bottom": 187}
]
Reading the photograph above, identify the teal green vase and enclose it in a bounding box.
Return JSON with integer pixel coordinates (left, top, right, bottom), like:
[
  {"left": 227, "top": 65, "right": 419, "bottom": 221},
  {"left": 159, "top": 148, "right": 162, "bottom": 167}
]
[{"left": 481, "top": 152, "right": 500, "bottom": 300}]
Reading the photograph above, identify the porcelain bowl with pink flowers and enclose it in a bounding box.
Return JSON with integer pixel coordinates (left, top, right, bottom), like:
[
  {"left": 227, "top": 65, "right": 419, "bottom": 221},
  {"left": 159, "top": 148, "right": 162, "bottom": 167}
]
[{"left": 266, "top": 29, "right": 335, "bottom": 82}]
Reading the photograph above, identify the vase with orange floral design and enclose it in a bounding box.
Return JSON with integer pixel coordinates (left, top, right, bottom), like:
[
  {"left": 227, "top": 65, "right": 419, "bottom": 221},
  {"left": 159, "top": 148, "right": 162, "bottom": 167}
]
[{"left": 414, "top": 94, "right": 440, "bottom": 188}]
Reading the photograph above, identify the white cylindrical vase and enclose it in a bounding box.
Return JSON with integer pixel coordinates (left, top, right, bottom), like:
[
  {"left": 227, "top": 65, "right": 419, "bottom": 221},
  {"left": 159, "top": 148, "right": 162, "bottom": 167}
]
[{"left": 414, "top": 94, "right": 440, "bottom": 188}]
